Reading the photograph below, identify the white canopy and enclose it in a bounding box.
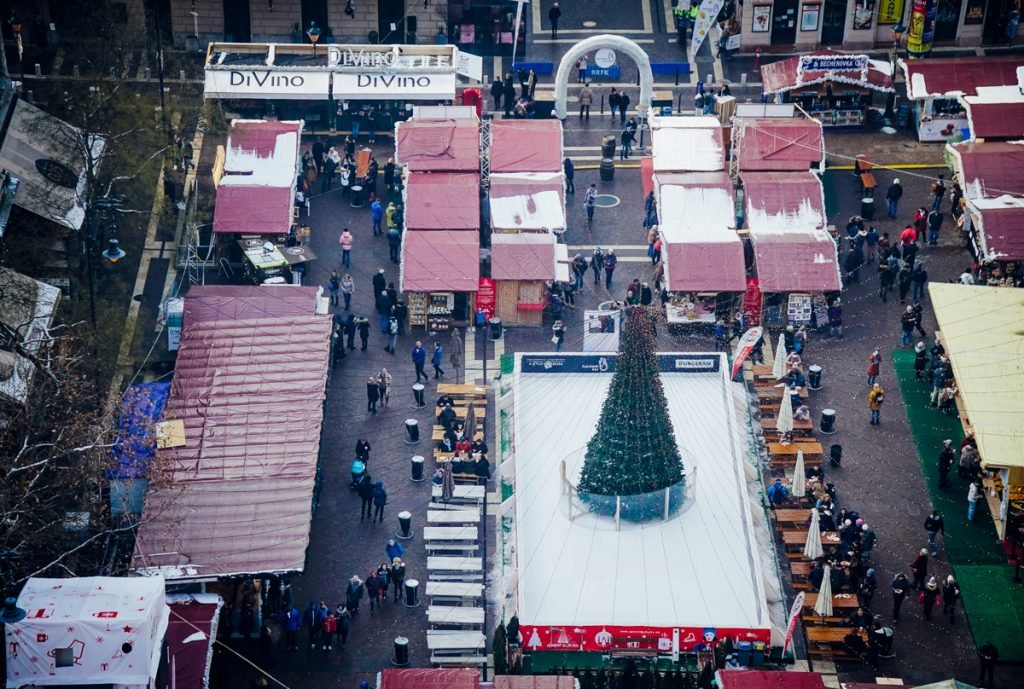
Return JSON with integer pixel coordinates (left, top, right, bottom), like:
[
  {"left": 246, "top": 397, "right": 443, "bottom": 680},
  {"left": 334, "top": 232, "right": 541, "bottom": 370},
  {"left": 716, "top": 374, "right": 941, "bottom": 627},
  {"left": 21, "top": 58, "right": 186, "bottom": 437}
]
[{"left": 6, "top": 576, "right": 169, "bottom": 689}]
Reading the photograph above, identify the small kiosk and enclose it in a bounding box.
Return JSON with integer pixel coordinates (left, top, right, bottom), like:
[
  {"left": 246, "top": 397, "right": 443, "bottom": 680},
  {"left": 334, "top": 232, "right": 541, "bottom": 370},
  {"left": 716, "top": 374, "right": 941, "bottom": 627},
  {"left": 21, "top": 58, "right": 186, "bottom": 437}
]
[
  {"left": 761, "top": 53, "right": 894, "bottom": 128},
  {"left": 490, "top": 233, "right": 556, "bottom": 327}
]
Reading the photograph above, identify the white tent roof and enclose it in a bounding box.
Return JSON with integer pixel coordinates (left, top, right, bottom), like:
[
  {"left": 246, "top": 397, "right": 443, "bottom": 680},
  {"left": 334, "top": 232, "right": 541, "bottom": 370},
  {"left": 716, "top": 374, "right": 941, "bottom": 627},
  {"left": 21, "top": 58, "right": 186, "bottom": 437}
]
[{"left": 6, "top": 576, "right": 169, "bottom": 689}]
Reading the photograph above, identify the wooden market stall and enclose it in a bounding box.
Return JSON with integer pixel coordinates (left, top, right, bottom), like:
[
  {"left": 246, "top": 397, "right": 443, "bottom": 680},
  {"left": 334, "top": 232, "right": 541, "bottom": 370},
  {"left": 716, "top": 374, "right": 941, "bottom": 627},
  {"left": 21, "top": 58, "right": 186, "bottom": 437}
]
[{"left": 490, "top": 233, "right": 556, "bottom": 326}]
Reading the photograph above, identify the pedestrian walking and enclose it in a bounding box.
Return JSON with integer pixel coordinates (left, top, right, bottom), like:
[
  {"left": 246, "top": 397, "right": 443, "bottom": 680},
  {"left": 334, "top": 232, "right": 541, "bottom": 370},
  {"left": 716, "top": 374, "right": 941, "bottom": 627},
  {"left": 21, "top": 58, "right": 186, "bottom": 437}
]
[
  {"left": 356, "top": 438, "right": 371, "bottom": 462},
  {"left": 878, "top": 258, "right": 893, "bottom": 301},
  {"left": 372, "top": 480, "right": 387, "bottom": 522},
  {"left": 925, "top": 509, "right": 944, "bottom": 556},
  {"left": 942, "top": 575, "right": 960, "bottom": 623},
  {"left": 867, "top": 383, "right": 884, "bottom": 425},
  {"left": 366, "top": 571, "right": 382, "bottom": 612},
  {"left": 898, "top": 263, "right": 913, "bottom": 304},
  {"left": 866, "top": 225, "right": 879, "bottom": 263},
  {"left": 618, "top": 90, "right": 630, "bottom": 125},
  {"left": 548, "top": 2, "right": 561, "bottom": 38},
  {"left": 866, "top": 349, "right": 881, "bottom": 386},
  {"left": 914, "top": 341, "right": 928, "bottom": 380},
  {"left": 412, "top": 341, "right": 428, "bottom": 382},
  {"left": 827, "top": 299, "right": 843, "bottom": 338},
  {"left": 978, "top": 642, "right": 999, "bottom": 687},
  {"left": 345, "top": 576, "right": 365, "bottom": 614},
  {"left": 376, "top": 290, "right": 393, "bottom": 334},
  {"left": 927, "top": 208, "right": 943, "bottom": 246},
  {"left": 584, "top": 184, "right": 598, "bottom": 224},
  {"left": 339, "top": 228, "right": 353, "bottom": 268},
  {"left": 938, "top": 439, "right": 955, "bottom": 488},
  {"left": 327, "top": 270, "right": 341, "bottom": 306},
  {"left": 366, "top": 377, "right": 380, "bottom": 414},
  {"left": 432, "top": 342, "right": 445, "bottom": 378},
  {"left": 620, "top": 125, "right": 635, "bottom": 160},
  {"left": 552, "top": 320, "right": 565, "bottom": 352},
  {"left": 502, "top": 74, "right": 515, "bottom": 117},
  {"left": 911, "top": 262, "right": 928, "bottom": 301},
  {"left": 921, "top": 577, "right": 940, "bottom": 620},
  {"left": 341, "top": 273, "right": 354, "bottom": 310},
  {"left": 357, "top": 473, "right": 374, "bottom": 520},
  {"left": 931, "top": 174, "right": 946, "bottom": 211},
  {"left": 968, "top": 479, "right": 981, "bottom": 521},
  {"left": 321, "top": 609, "right": 337, "bottom": 650},
  {"left": 390, "top": 558, "right": 406, "bottom": 602},
  {"left": 377, "top": 369, "right": 391, "bottom": 408},
  {"left": 344, "top": 314, "right": 357, "bottom": 350},
  {"left": 910, "top": 548, "right": 929, "bottom": 590},
  {"left": 282, "top": 606, "right": 300, "bottom": 651},
  {"left": 886, "top": 178, "right": 903, "bottom": 218},
  {"left": 490, "top": 78, "right": 503, "bottom": 112},
  {"left": 890, "top": 572, "right": 909, "bottom": 622},
  {"left": 844, "top": 247, "right": 861, "bottom": 284},
  {"left": 590, "top": 247, "right": 603, "bottom": 285},
  {"left": 603, "top": 249, "right": 617, "bottom": 289},
  {"left": 572, "top": 253, "right": 587, "bottom": 289},
  {"left": 371, "top": 198, "right": 384, "bottom": 235},
  {"left": 578, "top": 84, "right": 593, "bottom": 120},
  {"left": 609, "top": 88, "right": 620, "bottom": 121},
  {"left": 385, "top": 317, "right": 398, "bottom": 353},
  {"left": 900, "top": 305, "right": 915, "bottom": 346},
  {"left": 302, "top": 601, "right": 323, "bottom": 650},
  {"left": 564, "top": 157, "right": 575, "bottom": 194},
  {"left": 356, "top": 315, "right": 370, "bottom": 351},
  {"left": 335, "top": 605, "right": 350, "bottom": 648},
  {"left": 384, "top": 158, "right": 396, "bottom": 192}
]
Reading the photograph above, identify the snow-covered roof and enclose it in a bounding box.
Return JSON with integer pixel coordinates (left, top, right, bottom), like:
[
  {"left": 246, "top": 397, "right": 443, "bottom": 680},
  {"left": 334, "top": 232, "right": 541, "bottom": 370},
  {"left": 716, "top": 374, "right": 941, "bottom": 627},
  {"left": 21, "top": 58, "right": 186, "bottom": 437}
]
[{"left": 650, "top": 116, "right": 725, "bottom": 172}]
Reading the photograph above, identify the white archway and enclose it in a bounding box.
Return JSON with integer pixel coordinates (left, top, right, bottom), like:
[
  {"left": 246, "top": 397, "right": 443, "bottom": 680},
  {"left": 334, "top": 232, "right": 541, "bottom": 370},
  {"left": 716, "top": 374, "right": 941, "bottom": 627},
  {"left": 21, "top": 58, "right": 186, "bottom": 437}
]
[{"left": 553, "top": 35, "right": 654, "bottom": 120}]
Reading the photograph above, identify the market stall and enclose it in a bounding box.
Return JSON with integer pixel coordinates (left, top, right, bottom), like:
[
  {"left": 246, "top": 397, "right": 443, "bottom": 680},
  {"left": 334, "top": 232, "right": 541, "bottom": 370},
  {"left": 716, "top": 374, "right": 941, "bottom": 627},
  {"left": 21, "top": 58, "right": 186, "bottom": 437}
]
[
  {"left": 395, "top": 118, "right": 481, "bottom": 172},
  {"left": 962, "top": 87, "right": 1024, "bottom": 140},
  {"left": 948, "top": 141, "right": 1024, "bottom": 264},
  {"left": 489, "top": 172, "right": 566, "bottom": 234},
  {"left": 489, "top": 120, "right": 564, "bottom": 173},
  {"left": 404, "top": 172, "right": 481, "bottom": 231},
  {"left": 490, "top": 233, "right": 556, "bottom": 326},
  {"left": 650, "top": 116, "right": 726, "bottom": 172},
  {"left": 761, "top": 53, "right": 894, "bottom": 128},
  {"left": 900, "top": 57, "right": 1024, "bottom": 142},
  {"left": 401, "top": 230, "right": 481, "bottom": 329},
  {"left": 929, "top": 283, "right": 1024, "bottom": 540},
  {"left": 656, "top": 172, "right": 745, "bottom": 325},
  {"left": 733, "top": 117, "right": 824, "bottom": 172},
  {"left": 742, "top": 171, "right": 840, "bottom": 328}
]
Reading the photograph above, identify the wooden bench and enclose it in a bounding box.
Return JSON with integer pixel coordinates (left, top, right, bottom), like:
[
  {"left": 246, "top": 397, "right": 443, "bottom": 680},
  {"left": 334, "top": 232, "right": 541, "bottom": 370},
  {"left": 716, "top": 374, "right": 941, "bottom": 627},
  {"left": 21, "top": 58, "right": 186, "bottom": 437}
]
[
  {"left": 428, "top": 605, "right": 485, "bottom": 627},
  {"left": 427, "top": 510, "right": 481, "bottom": 525},
  {"left": 773, "top": 508, "right": 813, "bottom": 527},
  {"left": 431, "top": 484, "right": 486, "bottom": 504},
  {"left": 427, "top": 629, "right": 486, "bottom": 651},
  {"left": 426, "top": 542, "right": 480, "bottom": 554},
  {"left": 790, "top": 561, "right": 811, "bottom": 579},
  {"left": 437, "top": 384, "right": 489, "bottom": 399},
  {"left": 430, "top": 655, "right": 487, "bottom": 666},
  {"left": 757, "top": 386, "right": 808, "bottom": 400},
  {"left": 426, "top": 581, "right": 484, "bottom": 602},
  {"left": 761, "top": 418, "right": 815, "bottom": 436},
  {"left": 427, "top": 556, "right": 483, "bottom": 581},
  {"left": 768, "top": 441, "right": 823, "bottom": 457},
  {"left": 804, "top": 592, "right": 859, "bottom": 611},
  {"left": 805, "top": 626, "right": 863, "bottom": 660},
  {"left": 424, "top": 526, "right": 479, "bottom": 542},
  {"left": 782, "top": 530, "right": 841, "bottom": 552}
]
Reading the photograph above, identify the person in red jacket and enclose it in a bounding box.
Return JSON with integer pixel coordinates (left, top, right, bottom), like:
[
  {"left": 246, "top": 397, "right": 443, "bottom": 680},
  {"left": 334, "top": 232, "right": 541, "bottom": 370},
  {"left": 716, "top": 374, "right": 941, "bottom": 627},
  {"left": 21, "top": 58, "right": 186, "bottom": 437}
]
[{"left": 321, "top": 610, "right": 337, "bottom": 651}]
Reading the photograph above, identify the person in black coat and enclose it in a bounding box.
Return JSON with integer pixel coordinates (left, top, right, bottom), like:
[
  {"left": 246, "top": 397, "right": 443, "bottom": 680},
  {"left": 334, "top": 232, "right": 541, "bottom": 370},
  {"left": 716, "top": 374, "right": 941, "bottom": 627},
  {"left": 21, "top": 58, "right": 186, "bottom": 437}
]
[
  {"left": 491, "top": 78, "right": 504, "bottom": 111},
  {"left": 366, "top": 377, "right": 380, "bottom": 414},
  {"left": 357, "top": 474, "right": 374, "bottom": 520},
  {"left": 372, "top": 269, "right": 387, "bottom": 296},
  {"left": 356, "top": 439, "right": 371, "bottom": 461},
  {"left": 502, "top": 75, "right": 516, "bottom": 117},
  {"left": 344, "top": 314, "right": 357, "bottom": 351}
]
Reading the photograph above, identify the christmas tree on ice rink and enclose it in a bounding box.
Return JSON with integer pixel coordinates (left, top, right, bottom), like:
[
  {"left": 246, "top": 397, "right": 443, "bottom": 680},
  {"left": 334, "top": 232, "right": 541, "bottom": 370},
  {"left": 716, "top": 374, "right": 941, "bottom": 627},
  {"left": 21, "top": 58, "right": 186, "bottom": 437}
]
[{"left": 577, "top": 307, "right": 685, "bottom": 496}]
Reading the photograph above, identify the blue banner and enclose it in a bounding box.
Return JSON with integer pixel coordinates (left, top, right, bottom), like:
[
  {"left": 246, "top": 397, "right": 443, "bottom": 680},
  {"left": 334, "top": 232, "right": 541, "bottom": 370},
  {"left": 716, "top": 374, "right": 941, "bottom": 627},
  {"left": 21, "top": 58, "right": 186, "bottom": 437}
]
[
  {"left": 519, "top": 354, "right": 721, "bottom": 374},
  {"left": 585, "top": 65, "right": 621, "bottom": 80}
]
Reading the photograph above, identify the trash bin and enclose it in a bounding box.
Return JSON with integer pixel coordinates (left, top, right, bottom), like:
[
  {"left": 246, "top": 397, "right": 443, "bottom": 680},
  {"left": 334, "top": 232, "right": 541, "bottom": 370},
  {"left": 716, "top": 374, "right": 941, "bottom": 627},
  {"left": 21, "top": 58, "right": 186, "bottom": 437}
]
[
  {"left": 820, "top": 408, "right": 837, "bottom": 435},
  {"left": 403, "top": 579, "right": 420, "bottom": 607},
  {"left": 405, "top": 419, "right": 420, "bottom": 444},
  {"left": 411, "top": 383, "right": 425, "bottom": 408},
  {"left": 735, "top": 640, "right": 752, "bottom": 666},
  {"left": 397, "top": 510, "right": 413, "bottom": 539},
  {"left": 830, "top": 444, "right": 842, "bottom": 467},
  {"left": 489, "top": 317, "right": 502, "bottom": 340},
  {"left": 600, "top": 158, "right": 615, "bottom": 181},
  {"left": 393, "top": 636, "right": 410, "bottom": 665},
  {"left": 751, "top": 641, "right": 766, "bottom": 665},
  {"left": 411, "top": 455, "right": 425, "bottom": 482},
  {"left": 860, "top": 194, "right": 875, "bottom": 220},
  {"left": 350, "top": 185, "right": 365, "bottom": 208},
  {"left": 601, "top": 135, "right": 616, "bottom": 159},
  {"left": 877, "top": 627, "right": 895, "bottom": 658},
  {"left": 808, "top": 364, "right": 823, "bottom": 390}
]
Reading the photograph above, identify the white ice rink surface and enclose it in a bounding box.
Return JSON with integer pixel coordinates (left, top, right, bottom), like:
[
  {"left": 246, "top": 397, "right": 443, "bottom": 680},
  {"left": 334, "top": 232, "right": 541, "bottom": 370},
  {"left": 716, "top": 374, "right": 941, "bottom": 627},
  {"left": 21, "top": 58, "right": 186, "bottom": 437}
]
[{"left": 513, "top": 360, "right": 769, "bottom": 632}]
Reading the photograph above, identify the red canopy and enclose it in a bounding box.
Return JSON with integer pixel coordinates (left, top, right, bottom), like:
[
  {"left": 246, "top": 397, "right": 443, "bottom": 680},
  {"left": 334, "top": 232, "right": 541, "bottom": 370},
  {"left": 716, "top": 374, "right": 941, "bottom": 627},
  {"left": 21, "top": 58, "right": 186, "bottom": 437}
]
[
  {"left": 401, "top": 230, "right": 480, "bottom": 292},
  {"left": 381, "top": 669, "right": 478, "bottom": 689},
  {"left": 132, "top": 286, "right": 331, "bottom": 579},
  {"left": 742, "top": 171, "right": 825, "bottom": 230},
  {"left": 491, "top": 233, "right": 556, "bottom": 281},
  {"left": 213, "top": 120, "right": 302, "bottom": 235},
  {"left": 736, "top": 118, "right": 824, "bottom": 172},
  {"left": 165, "top": 595, "right": 220, "bottom": 689},
  {"left": 405, "top": 172, "right": 481, "bottom": 230},
  {"left": 975, "top": 200, "right": 1024, "bottom": 260},
  {"left": 951, "top": 141, "right": 1024, "bottom": 198},
  {"left": 716, "top": 671, "right": 826, "bottom": 689},
  {"left": 761, "top": 52, "right": 893, "bottom": 94},
  {"left": 966, "top": 100, "right": 1024, "bottom": 140},
  {"left": 395, "top": 119, "right": 480, "bottom": 172},
  {"left": 490, "top": 120, "right": 563, "bottom": 172},
  {"left": 902, "top": 56, "right": 1024, "bottom": 99},
  {"left": 749, "top": 231, "right": 841, "bottom": 292},
  {"left": 641, "top": 157, "right": 655, "bottom": 200}
]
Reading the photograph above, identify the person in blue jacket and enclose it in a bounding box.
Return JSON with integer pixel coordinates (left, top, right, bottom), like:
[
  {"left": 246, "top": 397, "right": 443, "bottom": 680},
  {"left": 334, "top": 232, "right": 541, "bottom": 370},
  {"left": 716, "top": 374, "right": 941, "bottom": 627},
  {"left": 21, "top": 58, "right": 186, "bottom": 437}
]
[
  {"left": 411, "top": 341, "right": 428, "bottom": 383},
  {"left": 386, "top": 539, "right": 404, "bottom": 561},
  {"left": 432, "top": 342, "right": 445, "bottom": 379},
  {"left": 372, "top": 481, "right": 388, "bottom": 522},
  {"left": 371, "top": 199, "right": 384, "bottom": 235}
]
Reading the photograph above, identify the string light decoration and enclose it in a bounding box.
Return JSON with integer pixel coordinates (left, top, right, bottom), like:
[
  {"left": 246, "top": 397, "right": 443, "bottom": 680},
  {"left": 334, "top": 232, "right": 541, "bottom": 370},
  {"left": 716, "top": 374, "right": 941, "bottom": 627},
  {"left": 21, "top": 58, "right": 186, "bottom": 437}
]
[{"left": 577, "top": 306, "right": 684, "bottom": 496}]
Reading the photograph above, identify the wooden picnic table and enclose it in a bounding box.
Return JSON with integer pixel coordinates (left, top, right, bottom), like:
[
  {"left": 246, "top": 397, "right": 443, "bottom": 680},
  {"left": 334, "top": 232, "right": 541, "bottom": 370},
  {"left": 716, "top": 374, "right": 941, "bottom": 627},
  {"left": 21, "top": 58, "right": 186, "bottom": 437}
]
[
  {"left": 427, "top": 556, "right": 483, "bottom": 573},
  {"left": 803, "top": 592, "right": 859, "bottom": 610},
  {"left": 431, "top": 484, "right": 485, "bottom": 503},
  {"left": 773, "top": 508, "right": 813, "bottom": 526},
  {"left": 757, "top": 386, "right": 808, "bottom": 400},
  {"left": 426, "top": 581, "right": 484, "bottom": 599},
  {"left": 436, "top": 406, "right": 488, "bottom": 419},
  {"left": 768, "top": 441, "right": 823, "bottom": 457},
  {"left": 433, "top": 427, "right": 485, "bottom": 442},
  {"left": 805, "top": 626, "right": 865, "bottom": 646},
  {"left": 427, "top": 510, "right": 481, "bottom": 525},
  {"left": 428, "top": 605, "right": 485, "bottom": 627},
  {"left": 424, "top": 526, "right": 479, "bottom": 542},
  {"left": 761, "top": 418, "right": 815, "bottom": 435},
  {"left": 782, "top": 530, "right": 841, "bottom": 550},
  {"left": 790, "top": 561, "right": 811, "bottom": 578},
  {"left": 437, "top": 384, "right": 489, "bottom": 399},
  {"left": 426, "top": 630, "right": 486, "bottom": 651}
]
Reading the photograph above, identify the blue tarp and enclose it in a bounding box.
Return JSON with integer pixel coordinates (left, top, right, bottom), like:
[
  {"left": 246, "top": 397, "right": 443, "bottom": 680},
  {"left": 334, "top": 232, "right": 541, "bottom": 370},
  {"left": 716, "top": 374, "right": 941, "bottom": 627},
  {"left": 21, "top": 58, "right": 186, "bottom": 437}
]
[{"left": 107, "top": 382, "right": 170, "bottom": 479}]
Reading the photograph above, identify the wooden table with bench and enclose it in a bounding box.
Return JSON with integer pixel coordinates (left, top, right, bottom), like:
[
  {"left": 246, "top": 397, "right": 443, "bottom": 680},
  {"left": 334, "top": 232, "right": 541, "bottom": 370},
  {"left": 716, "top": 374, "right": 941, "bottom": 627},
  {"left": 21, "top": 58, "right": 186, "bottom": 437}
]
[
  {"left": 426, "top": 629, "right": 487, "bottom": 666},
  {"left": 782, "top": 530, "right": 841, "bottom": 552}
]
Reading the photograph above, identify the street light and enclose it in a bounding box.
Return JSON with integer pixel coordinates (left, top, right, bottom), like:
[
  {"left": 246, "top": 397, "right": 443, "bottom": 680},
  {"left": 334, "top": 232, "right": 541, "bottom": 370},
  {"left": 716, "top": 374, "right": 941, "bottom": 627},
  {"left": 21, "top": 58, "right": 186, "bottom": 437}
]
[
  {"left": 101, "top": 224, "right": 126, "bottom": 263},
  {"left": 307, "top": 21, "right": 321, "bottom": 56}
]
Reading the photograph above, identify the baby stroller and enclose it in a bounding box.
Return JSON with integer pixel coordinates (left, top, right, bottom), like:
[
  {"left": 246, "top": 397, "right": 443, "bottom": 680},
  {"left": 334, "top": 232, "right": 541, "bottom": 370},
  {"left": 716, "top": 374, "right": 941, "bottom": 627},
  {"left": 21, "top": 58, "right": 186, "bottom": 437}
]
[{"left": 351, "top": 459, "right": 366, "bottom": 489}]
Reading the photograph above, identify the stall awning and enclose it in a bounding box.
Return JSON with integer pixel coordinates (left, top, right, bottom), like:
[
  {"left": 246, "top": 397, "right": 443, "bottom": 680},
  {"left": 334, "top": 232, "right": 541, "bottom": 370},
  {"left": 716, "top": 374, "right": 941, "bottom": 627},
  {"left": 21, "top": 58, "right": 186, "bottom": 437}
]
[
  {"left": 929, "top": 283, "right": 1024, "bottom": 468},
  {"left": 489, "top": 172, "right": 565, "bottom": 232},
  {"left": 381, "top": 669, "right": 479, "bottom": 689},
  {"left": 655, "top": 172, "right": 745, "bottom": 293},
  {"left": 132, "top": 286, "right": 331, "bottom": 580},
  {"left": 901, "top": 56, "right": 1024, "bottom": 100},
  {"left": 400, "top": 230, "right": 480, "bottom": 292},
  {"left": 964, "top": 93, "right": 1024, "bottom": 140},
  {"left": 973, "top": 196, "right": 1024, "bottom": 260},
  {"left": 166, "top": 594, "right": 221, "bottom": 689},
  {"left": 491, "top": 232, "right": 556, "bottom": 281},
  {"left": 490, "top": 120, "right": 564, "bottom": 172},
  {"left": 213, "top": 119, "right": 302, "bottom": 234},
  {"left": 651, "top": 116, "right": 724, "bottom": 172},
  {"left": 748, "top": 231, "right": 841, "bottom": 292},
  {"left": 716, "top": 671, "right": 826, "bottom": 689},
  {"left": 761, "top": 52, "right": 894, "bottom": 94},
  {"left": 395, "top": 119, "right": 480, "bottom": 172},
  {"left": 735, "top": 118, "right": 824, "bottom": 172},
  {"left": 949, "top": 141, "right": 1024, "bottom": 199},
  {"left": 742, "top": 171, "right": 826, "bottom": 230},
  {"left": 405, "top": 172, "right": 480, "bottom": 230}
]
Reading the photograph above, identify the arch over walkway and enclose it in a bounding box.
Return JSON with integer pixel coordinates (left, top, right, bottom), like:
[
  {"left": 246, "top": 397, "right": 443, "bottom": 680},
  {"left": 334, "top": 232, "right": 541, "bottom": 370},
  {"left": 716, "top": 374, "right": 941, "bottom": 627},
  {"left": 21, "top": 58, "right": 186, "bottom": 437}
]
[{"left": 553, "top": 35, "right": 654, "bottom": 120}]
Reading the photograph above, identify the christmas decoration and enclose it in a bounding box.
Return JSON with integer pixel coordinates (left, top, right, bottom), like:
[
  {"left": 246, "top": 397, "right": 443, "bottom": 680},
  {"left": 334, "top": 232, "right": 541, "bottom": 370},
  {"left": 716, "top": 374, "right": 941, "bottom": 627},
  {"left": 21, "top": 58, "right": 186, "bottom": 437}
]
[{"left": 578, "top": 307, "right": 684, "bottom": 496}]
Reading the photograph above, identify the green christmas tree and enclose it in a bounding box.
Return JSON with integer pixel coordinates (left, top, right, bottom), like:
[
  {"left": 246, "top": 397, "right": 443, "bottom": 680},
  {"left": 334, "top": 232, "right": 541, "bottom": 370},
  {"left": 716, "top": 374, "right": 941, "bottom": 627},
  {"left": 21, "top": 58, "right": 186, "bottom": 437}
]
[{"left": 578, "top": 307, "right": 684, "bottom": 496}]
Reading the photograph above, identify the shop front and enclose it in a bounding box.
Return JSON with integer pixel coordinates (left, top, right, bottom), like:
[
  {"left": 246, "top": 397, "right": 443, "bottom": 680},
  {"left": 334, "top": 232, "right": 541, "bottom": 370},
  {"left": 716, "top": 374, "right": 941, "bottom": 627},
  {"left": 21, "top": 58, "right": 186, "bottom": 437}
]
[{"left": 448, "top": 0, "right": 528, "bottom": 58}]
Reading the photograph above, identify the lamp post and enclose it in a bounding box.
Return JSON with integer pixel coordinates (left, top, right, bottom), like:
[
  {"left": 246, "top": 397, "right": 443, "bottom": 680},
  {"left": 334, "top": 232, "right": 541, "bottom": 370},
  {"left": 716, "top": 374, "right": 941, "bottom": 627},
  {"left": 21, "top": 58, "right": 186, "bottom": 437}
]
[{"left": 307, "top": 21, "right": 321, "bottom": 56}]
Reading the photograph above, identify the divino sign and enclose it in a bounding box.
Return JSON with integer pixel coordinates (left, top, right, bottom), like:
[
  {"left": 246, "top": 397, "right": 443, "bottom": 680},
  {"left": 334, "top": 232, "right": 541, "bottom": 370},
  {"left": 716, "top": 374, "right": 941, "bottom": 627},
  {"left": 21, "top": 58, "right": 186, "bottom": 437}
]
[{"left": 204, "top": 69, "right": 331, "bottom": 99}]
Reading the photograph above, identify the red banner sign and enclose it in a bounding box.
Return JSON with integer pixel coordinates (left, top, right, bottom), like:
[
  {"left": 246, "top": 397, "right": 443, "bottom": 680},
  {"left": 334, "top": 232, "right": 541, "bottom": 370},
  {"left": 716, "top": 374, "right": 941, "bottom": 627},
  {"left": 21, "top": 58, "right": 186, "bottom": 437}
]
[
  {"left": 782, "top": 591, "right": 805, "bottom": 656},
  {"left": 731, "top": 326, "right": 764, "bottom": 379},
  {"left": 518, "top": 624, "right": 769, "bottom": 653},
  {"left": 477, "top": 277, "right": 496, "bottom": 320},
  {"left": 742, "top": 278, "right": 762, "bottom": 324}
]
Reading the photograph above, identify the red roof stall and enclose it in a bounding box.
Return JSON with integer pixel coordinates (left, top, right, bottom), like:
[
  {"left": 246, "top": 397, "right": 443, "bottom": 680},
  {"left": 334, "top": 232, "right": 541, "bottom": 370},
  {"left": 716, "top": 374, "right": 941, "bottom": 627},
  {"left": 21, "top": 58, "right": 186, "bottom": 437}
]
[
  {"left": 490, "top": 120, "right": 564, "bottom": 173},
  {"left": 963, "top": 86, "right": 1024, "bottom": 140},
  {"left": 716, "top": 671, "right": 827, "bottom": 689},
  {"left": 900, "top": 57, "right": 1024, "bottom": 142},
  {"left": 743, "top": 172, "right": 841, "bottom": 293},
  {"left": 400, "top": 230, "right": 480, "bottom": 293},
  {"left": 395, "top": 119, "right": 481, "bottom": 172},
  {"left": 380, "top": 669, "right": 479, "bottom": 689},
  {"left": 655, "top": 172, "right": 745, "bottom": 293},
  {"left": 949, "top": 141, "right": 1024, "bottom": 261},
  {"left": 404, "top": 172, "right": 481, "bottom": 231},
  {"left": 490, "top": 233, "right": 555, "bottom": 326},
  {"left": 735, "top": 118, "right": 824, "bottom": 172},
  {"left": 761, "top": 53, "right": 893, "bottom": 128},
  {"left": 132, "top": 286, "right": 332, "bottom": 581},
  {"left": 650, "top": 116, "right": 725, "bottom": 172},
  {"left": 213, "top": 120, "right": 302, "bottom": 235},
  {"left": 165, "top": 594, "right": 221, "bottom": 689},
  {"left": 490, "top": 172, "right": 566, "bottom": 233}
]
